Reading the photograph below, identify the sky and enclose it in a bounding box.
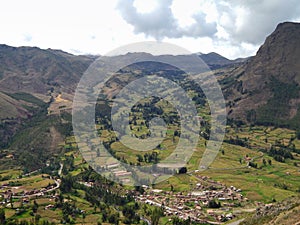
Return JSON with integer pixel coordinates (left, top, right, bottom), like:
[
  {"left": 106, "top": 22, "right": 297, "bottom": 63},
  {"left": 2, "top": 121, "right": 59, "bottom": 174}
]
[{"left": 1, "top": 0, "right": 300, "bottom": 59}]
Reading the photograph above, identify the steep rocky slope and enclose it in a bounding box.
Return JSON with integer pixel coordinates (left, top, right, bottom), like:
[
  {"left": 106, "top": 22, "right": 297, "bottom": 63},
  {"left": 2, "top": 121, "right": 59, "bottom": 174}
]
[{"left": 225, "top": 22, "right": 300, "bottom": 128}]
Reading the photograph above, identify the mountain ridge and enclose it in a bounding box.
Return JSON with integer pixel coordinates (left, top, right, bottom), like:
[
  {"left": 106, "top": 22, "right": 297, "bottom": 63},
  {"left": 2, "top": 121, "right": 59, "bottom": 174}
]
[
  {"left": 225, "top": 22, "right": 300, "bottom": 128},
  {"left": 0, "top": 44, "right": 94, "bottom": 95},
  {"left": 1, "top": 21, "right": 300, "bottom": 164}
]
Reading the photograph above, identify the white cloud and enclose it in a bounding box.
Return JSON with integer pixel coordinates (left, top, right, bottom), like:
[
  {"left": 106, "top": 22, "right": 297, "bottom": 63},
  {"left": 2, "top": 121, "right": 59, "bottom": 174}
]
[
  {"left": 216, "top": 0, "right": 300, "bottom": 45},
  {"left": 0, "top": 0, "right": 300, "bottom": 59},
  {"left": 116, "top": 0, "right": 300, "bottom": 58},
  {"left": 116, "top": 0, "right": 217, "bottom": 40}
]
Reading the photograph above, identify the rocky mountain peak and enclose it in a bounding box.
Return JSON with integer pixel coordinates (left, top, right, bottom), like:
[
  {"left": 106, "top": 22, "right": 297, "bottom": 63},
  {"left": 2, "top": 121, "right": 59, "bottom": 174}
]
[
  {"left": 242, "top": 22, "right": 300, "bottom": 91},
  {"left": 227, "top": 22, "right": 300, "bottom": 126}
]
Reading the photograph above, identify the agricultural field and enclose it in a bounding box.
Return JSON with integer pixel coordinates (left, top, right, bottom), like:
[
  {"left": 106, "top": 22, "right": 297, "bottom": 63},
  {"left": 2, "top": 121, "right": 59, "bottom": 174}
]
[
  {"left": 1, "top": 67, "right": 300, "bottom": 225},
  {"left": 1, "top": 124, "right": 300, "bottom": 224}
]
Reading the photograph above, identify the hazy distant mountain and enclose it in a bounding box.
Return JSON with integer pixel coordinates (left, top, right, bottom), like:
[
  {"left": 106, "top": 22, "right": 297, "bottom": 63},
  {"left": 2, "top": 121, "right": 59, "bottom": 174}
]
[
  {"left": 0, "top": 44, "right": 93, "bottom": 95},
  {"left": 0, "top": 44, "right": 240, "bottom": 99},
  {"left": 197, "top": 52, "right": 249, "bottom": 69},
  {"left": 199, "top": 52, "right": 233, "bottom": 68}
]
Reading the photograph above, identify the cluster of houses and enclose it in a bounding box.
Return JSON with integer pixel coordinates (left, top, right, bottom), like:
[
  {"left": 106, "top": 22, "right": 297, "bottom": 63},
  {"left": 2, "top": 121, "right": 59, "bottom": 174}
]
[
  {"left": 105, "top": 163, "right": 133, "bottom": 184},
  {"left": 135, "top": 176, "right": 247, "bottom": 223},
  {"left": 0, "top": 178, "right": 61, "bottom": 206}
]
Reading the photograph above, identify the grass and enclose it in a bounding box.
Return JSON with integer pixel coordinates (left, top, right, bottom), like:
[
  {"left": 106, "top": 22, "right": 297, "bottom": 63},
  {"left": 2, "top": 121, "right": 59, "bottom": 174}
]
[
  {"left": 0, "top": 169, "right": 22, "bottom": 179},
  {"left": 240, "top": 196, "right": 300, "bottom": 225},
  {"left": 196, "top": 125, "right": 300, "bottom": 202},
  {"left": 200, "top": 168, "right": 294, "bottom": 202},
  {"left": 4, "top": 208, "right": 16, "bottom": 218},
  {"left": 37, "top": 207, "right": 62, "bottom": 224},
  {"left": 3, "top": 93, "right": 300, "bottom": 223},
  {"left": 35, "top": 198, "right": 54, "bottom": 206},
  {"left": 109, "top": 134, "right": 180, "bottom": 165},
  {"left": 94, "top": 106, "right": 300, "bottom": 203},
  {"left": 151, "top": 125, "right": 300, "bottom": 203},
  {"left": 23, "top": 178, "right": 55, "bottom": 190},
  {"left": 0, "top": 174, "right": 55, "bottom": 194},
  {"left": 155, "top": 173, "right": 198, "bottom": 192},
  {"left": 255, "top": 77, "right": 300, "bottom": 127},
  {"left": 5, "top": 92, "right": 46, "bottom": 107},
  {"left": 0, "top": 92, "right": 20, "bottom": 119}
]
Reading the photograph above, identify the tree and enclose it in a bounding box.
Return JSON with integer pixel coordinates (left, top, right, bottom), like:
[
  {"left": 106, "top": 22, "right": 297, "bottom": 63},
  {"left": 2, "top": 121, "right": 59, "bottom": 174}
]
[
  {"left": 178, "top": 167, "right": 187, "bottom": 174},
  {"left": 249, "top": 162, "right": 257, "bottom": 168},
  {"left": 10, "top": 195, "right": 13, "bottom": 208},
  {"left": 82, "top": 212, "right": 86, "bottom": 225},
  {"left": 0, "top": 208, "right": 5, "bottom": 224},
  {"left": 208, "top": 199, "right": 221, "bottom": 208},
  {"left": 170, "top": 184, "right": 174, "bottom": 192},
  {"left": 268, "top": 159, "right": 272, "bottom": 165},
  {"left": 32, "top": 200, "right": 39, "bottom": 213},
  {"left": 262, "top": 158, "right": 267, "bottom": 166},
  {"left": 35, "top": 214, "right": 41, "bottom": 224},
  {"left": 151, "top": 207, "right": 163, "bottom": 225},
  {"left": 137, "top": 154, "right": 144, "bottom": 162},
  {"left": 60, "top": 174, "right": 74, "bottom": 193},
  {"left": 239, "top": 158, "right": 242, "bottom": 164},
  {"left": 108, "top": 212, "right": 119, "bottom": 225},
  {"left": 135, "top": 186, "right": 145, "bottom": 194},
  {"left": 296, "top": 130, "right": 300, "bottom": 140},
  {"left": 122, "top": 204, "right": 136, "bottom": 224}
]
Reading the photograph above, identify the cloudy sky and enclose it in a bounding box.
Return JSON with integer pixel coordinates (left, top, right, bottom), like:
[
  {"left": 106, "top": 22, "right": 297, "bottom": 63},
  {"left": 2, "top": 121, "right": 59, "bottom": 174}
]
[{"left": 1, "top": 0, "right": 300, "bottom": 59}]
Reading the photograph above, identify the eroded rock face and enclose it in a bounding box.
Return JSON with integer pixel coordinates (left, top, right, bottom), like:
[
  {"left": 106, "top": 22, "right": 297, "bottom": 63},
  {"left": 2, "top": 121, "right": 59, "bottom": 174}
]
[
  {"left": 226, "top": 22, "right": 300, "bottom": 123},
  {"left": 242, "top": 22, "right": 300, "bottom": 91}
]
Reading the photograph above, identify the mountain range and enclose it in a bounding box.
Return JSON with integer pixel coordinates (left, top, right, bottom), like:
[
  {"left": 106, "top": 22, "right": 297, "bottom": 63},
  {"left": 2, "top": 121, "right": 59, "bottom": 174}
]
[
  {"left": 0, "top": 21, "right": 300, "bottom": 225},
  {"left": 0, "top": 21, "right": 300, "bottom": 165}
]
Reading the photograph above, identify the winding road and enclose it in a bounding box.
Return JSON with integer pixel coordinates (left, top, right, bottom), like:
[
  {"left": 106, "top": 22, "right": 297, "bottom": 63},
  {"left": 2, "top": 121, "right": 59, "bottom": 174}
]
[{"left": 12, "top": 163, "right": 64, "bottom": 199}]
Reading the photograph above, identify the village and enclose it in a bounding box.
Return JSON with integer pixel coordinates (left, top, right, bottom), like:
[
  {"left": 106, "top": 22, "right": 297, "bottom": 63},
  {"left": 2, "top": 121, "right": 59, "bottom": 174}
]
[
  {"left": 0, "top": 152, "right": 280, "bottom": 225},
  {"left": 0, "top": 171, "right": 253, "bottom": 224},
  {"left": 0, "top": 174, "right": 61, "bottom": 209},
  {"left": 135, "top": 174, "right": 250, "bottom": 224},
  {"left": 0, "top": 147, "right": 281, "bottom": 225}
]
